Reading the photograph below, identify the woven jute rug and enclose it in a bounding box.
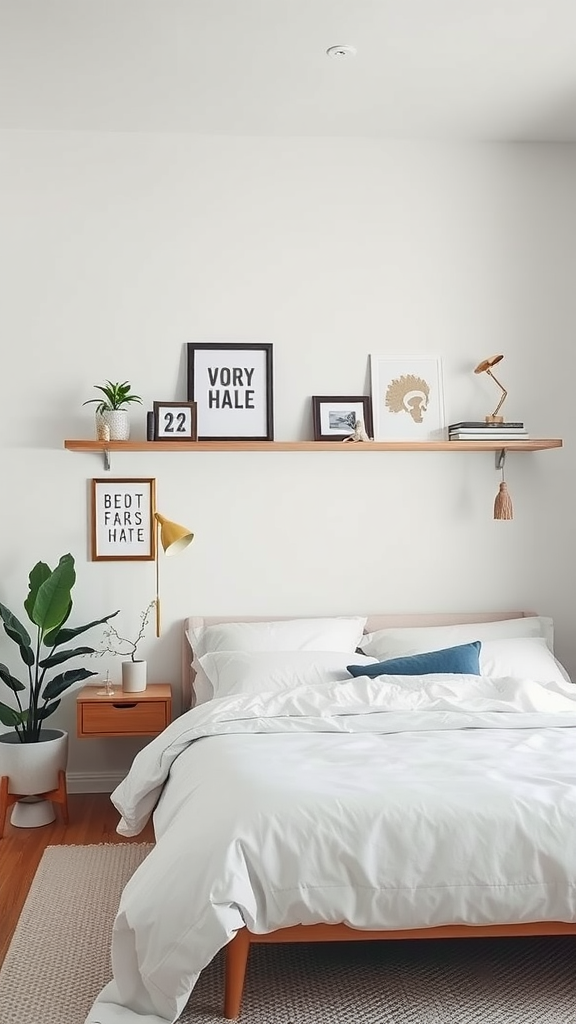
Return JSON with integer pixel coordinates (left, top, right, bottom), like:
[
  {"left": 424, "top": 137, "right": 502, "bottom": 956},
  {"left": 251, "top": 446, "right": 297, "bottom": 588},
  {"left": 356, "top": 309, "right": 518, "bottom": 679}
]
[{"left": 1, "top": 843, "right": 575, "bottom": 1024}]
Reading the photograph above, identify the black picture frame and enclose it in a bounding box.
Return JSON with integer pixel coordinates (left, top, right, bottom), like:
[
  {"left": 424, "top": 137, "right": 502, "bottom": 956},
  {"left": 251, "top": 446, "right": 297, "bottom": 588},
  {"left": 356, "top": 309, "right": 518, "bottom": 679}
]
[
  {"left": 153, "top": 401, "right": 198, "bottom": 441},
  {"left": 311, "top": 396, "right": 374, "bottom": 441},
  {"left": 187, "top": 343, "right": 274, "bottom": 441}
]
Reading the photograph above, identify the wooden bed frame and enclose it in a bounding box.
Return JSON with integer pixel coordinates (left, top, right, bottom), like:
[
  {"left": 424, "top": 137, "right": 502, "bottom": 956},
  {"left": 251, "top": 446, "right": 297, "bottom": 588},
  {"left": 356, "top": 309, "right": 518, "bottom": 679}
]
[{"left": 183, "top": 611, "right": 576, "bottom": 1020}]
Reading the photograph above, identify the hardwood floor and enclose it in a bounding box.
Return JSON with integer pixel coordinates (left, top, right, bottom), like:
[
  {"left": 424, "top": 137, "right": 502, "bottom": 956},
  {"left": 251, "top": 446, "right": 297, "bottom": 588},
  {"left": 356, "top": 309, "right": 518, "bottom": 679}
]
[{"left": 0, "top": 792, "right": 155, "bottom": 966}]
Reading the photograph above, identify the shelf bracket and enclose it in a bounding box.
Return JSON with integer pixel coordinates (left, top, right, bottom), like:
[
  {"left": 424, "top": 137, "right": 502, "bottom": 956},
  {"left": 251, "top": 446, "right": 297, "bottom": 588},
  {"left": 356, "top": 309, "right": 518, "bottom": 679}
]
[
  {"left": 495, "top": 449, "right": 506, "bottom": 471},
  {"left": 103, "top": 448, "right": 111, "bottom": 472}
]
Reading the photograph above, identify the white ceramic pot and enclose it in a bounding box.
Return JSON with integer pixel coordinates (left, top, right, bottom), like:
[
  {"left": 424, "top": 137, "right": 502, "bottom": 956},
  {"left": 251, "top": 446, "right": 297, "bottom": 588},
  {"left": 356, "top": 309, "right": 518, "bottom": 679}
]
[
  {"left": 122, "top": 660, "right": 147, "bottom": 693},
  {"left": 96, "top": 409, "right": 130, "bottom": 441},
  {"left": 0, "top": 728, "right": 68, "bottom": 827}
]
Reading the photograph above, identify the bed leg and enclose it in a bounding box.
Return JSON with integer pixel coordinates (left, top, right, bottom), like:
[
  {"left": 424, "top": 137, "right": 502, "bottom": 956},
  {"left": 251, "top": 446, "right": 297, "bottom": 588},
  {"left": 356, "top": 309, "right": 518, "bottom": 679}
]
[{"left": 224, "top": 928, "right": 251, "bottom": 1019}]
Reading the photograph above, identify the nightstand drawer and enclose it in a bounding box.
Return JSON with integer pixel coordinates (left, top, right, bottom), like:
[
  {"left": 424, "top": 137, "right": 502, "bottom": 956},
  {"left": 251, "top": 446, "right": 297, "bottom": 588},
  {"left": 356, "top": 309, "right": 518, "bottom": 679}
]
[
  {"left": 79, "top": 700, "right": 169, "bottom": 736},
  {"left": 76, "top": 683, "right": 172, "bottom": 739}
]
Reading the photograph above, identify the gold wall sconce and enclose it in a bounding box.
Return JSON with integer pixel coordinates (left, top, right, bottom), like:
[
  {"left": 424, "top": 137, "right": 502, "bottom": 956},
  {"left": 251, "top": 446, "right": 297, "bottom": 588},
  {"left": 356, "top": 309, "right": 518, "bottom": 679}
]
[{"left": 154, "top": 512, "right": 194, "bottom": 636}]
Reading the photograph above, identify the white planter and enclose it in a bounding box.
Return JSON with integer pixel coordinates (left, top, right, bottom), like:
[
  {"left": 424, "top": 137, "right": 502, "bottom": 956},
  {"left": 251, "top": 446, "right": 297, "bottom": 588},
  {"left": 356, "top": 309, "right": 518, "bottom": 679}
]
[
  {"left": 122, "top": 660, "right": 147, "bottom": 693},
  {"left": 96, "top": 409, "right": 130, "bottom": 441},
  {"left": 0, "top": 728, "right": 68, "bottom": 828}
]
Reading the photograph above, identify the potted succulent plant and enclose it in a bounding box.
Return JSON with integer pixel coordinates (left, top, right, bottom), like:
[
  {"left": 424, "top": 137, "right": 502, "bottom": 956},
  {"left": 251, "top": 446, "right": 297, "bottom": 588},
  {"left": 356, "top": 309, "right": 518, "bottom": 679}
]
[
  {"left": 83, "top": 379, "right": 143, "bottom": 440},
  {"left": 0, "top": 553, "right": 118, "bottom": 827}
]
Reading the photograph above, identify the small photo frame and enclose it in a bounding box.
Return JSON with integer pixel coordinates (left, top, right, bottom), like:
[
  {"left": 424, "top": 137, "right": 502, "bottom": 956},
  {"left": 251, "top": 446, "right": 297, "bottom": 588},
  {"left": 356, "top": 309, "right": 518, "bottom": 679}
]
[
  {"left": 369, "top": 355, "right": 446, "bottom": 441},
  {"left": 91, "top": 478, "right": 156, "bottom": 562},
  {"left": 187, "top": 342, "right": 274, "bottom": 441},
  {"left": 312, "top": 396, "right": 373, "bottom": 441},
  {"left": 153, "top": 401, "right": 197, "bottom": 441}
]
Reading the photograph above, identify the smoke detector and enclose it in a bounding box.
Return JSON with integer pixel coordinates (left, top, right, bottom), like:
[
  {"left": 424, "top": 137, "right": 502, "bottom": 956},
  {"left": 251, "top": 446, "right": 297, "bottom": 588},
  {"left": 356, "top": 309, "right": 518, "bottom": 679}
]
[{"left": 326, "top": 45, "right": 357, "bottom": 59}]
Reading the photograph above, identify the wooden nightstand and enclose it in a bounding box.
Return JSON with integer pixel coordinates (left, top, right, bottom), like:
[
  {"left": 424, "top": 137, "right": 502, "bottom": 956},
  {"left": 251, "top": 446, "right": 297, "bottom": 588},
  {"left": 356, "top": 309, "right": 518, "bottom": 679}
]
[{"left": 76, "top": 684, "right": 172, "bottom": 738}]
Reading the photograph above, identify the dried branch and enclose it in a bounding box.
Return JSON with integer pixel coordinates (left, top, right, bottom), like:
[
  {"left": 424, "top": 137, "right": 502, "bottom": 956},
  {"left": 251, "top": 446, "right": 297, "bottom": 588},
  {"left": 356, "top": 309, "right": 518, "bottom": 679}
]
[{"left": 92, "top": 600, "right": 155, "bottom": 662}]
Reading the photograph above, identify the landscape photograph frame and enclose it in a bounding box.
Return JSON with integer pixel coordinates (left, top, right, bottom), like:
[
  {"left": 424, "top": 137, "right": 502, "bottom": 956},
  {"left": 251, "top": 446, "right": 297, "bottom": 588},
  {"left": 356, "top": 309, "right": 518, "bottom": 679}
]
[{"left": 311, "top": 395, "right": 373, "bottom": 441}]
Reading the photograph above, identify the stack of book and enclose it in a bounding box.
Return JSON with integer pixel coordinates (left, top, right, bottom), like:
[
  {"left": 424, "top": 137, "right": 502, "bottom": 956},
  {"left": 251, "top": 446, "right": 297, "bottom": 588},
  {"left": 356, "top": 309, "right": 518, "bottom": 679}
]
[{"left": 448, "top": 421, "right": 529, "bottom": 441}]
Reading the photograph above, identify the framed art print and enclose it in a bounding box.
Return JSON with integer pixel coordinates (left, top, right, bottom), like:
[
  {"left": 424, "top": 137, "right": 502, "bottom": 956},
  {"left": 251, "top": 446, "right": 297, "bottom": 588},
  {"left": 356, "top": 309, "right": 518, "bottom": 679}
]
[
  {"left": 311, "top": 396, "right": 373, "bottom": 441},
  {"left": 153, "top": 401, "right": 197, "bottom": 441},
  {"left": 186, "top": 342, "right": 274, "bottom": 440},
  {"left": 369, "top": 355, "right": 446, "bottom": 441},
  {"left": 91, "top": 478, "right": 156, "bottom": 561}
]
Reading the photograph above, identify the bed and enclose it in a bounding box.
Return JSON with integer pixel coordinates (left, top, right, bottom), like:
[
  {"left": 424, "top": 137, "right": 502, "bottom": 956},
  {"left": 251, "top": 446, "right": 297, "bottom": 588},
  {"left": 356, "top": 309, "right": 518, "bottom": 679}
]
[{"left": 85, "top": 611, "right": 576, "bottom": 1024}]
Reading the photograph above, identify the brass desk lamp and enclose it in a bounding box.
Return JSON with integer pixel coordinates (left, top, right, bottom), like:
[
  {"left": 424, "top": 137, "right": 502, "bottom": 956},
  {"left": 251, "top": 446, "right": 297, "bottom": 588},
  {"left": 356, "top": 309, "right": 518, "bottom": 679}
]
[{"left": 474, "top": 354, "right": 507, "bottom": 423}]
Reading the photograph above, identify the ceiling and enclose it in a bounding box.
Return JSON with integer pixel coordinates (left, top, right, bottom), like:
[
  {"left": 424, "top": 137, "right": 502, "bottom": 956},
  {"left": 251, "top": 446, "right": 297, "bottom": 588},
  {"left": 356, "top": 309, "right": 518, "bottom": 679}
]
[{"left": 1, "top": 0, "right": 576, "bottom": 140}]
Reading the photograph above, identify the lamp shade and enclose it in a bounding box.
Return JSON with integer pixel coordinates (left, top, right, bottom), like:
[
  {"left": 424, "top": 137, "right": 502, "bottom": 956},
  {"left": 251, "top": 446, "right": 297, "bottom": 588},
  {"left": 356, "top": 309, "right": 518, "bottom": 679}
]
[
  {"left": 155, "top": 513, "right": 194, "bottom": 556},
  {"left": 474, "top": 354, "right": 504, "bottom": 375}
]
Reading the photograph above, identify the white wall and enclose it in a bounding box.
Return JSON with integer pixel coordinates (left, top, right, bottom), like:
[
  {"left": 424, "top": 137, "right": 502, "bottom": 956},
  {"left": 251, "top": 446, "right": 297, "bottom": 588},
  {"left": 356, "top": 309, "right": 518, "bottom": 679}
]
[{"left": 1, "top": 132, "right": 575, "bottom": 788}]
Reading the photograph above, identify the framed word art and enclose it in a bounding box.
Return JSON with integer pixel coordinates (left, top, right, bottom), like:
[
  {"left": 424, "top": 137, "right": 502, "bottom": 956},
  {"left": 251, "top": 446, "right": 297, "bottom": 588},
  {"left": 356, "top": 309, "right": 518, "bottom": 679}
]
[
  {"left": 187, "top": 342, "right": 274, "bottom": 440},
  {"left": 91, "top": 478, "right": 156, "bottom": 561},
  {"left": 153, "top": 401, "right": 197, "bottom": 441}
]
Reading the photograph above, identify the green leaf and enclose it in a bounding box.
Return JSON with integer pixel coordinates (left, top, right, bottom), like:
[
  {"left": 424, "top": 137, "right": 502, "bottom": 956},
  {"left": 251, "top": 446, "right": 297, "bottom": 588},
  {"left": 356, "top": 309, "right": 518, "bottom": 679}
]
[
  {"left": 29, "top": 554, "right": 76, "bottom": 633},
  {"left": 0, "top": 703, "right": 25, "bottom": 727},
  {"left": 24, "top": 561, "right": 52, "bottom": 622},
  {"left": 45, "top": 609, "right": 120, "bottom": 647},
  {"left": 37, "top": 701, "right": 61, "bottom": 720},
  {"left": 82, "top": 398, "right": 108, "bottom": 412},
  {"left": 0, "top": 662, "right": 26, "bottom": 692},
  {"left": 0, "top": 604, "right": 35, "bottom": 666},
  {"left": 43, "top": 600, "right": 71, "bottom": 643},
  {"left": 39, "top": 646, "right": 95, "bottom": 669},
  {"left": 41, "top": 668, "right": 96, "bottom": 701},
  {"left": 82, "top": 381, "right": 142, "bottom": 410}
]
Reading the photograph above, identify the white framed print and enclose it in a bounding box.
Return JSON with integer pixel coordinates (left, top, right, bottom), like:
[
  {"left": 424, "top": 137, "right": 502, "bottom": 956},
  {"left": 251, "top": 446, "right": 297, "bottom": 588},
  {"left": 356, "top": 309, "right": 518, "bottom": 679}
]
[
  {"left": 186, "top": 342, "right": 274, "bottom": 440},
  {"left": 153, "top": 401, "right": 197, "bottom": 441},
  {"left": 369, "top": 355, "right": 446, "bottom": 441},
  {"left": 91, "top": 478, "right": 156, "bottom": 561}
]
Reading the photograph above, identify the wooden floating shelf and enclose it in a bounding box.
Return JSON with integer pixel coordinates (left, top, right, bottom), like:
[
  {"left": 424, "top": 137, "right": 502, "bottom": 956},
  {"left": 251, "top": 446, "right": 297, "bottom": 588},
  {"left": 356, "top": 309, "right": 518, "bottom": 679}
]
[{"left": 64, "top": 439, "right": 563, "bottom": 454}]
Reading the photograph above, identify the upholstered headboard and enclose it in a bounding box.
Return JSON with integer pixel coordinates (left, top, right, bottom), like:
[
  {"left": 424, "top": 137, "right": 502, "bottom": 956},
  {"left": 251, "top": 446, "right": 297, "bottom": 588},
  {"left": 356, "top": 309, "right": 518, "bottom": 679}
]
[{"left": 181, "top": 611, "right": 536, "bottom": 712}]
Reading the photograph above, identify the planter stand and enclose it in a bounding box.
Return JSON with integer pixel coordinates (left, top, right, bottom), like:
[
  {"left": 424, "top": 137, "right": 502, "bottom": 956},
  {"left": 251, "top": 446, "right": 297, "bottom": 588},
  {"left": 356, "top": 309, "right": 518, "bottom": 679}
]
[{"left": 0, "top": 770, "right": 69, "bottom": 837}]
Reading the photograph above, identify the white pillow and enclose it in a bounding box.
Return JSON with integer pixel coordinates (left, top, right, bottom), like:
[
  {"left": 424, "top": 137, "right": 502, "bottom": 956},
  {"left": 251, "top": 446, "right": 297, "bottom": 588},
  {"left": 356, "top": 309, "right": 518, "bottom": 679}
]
[
  {"left": 191, "top": 658, "right": 217, "bottom": 706},
  {"left": 479, "top": 637, "right": 570, "bottom": 685},
  {"left": 187, "top": 616, "right": 367, "bottom": 705},
  {"left": 198, "top": 650, "right": 377, "bottom": 700},
  {"left": 188, "top": 616, "right": 367, "bottom": 660},
  {"left": 359, "top": 616, "right": 554, "bottom": 660}
]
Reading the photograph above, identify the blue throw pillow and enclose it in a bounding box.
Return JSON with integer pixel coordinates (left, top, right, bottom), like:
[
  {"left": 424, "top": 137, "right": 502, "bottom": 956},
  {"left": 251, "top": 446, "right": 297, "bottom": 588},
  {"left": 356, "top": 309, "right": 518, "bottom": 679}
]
[{"left": 347, "top": 641, "right": 481, "bottom": 678}]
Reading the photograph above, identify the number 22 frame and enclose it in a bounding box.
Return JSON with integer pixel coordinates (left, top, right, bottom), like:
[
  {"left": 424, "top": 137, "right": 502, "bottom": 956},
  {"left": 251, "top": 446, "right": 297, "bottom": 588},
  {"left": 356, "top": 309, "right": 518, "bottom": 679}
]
[{"left": 153, "top": 402, "right": 198, "bottom": 442}]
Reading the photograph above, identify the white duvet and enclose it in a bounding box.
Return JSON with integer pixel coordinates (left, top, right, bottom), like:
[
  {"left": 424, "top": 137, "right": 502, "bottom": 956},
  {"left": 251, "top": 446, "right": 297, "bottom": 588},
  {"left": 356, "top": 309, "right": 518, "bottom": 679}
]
[{"left": 86, "top": 673, "right": 576, "bottom": 1024}]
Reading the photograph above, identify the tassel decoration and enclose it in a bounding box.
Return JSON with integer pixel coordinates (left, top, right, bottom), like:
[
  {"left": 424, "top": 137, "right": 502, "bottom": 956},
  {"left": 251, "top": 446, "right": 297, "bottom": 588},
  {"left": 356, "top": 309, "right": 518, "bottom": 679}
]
[{"left": 494, "top": 480, "right": 513, "bottom": 520}]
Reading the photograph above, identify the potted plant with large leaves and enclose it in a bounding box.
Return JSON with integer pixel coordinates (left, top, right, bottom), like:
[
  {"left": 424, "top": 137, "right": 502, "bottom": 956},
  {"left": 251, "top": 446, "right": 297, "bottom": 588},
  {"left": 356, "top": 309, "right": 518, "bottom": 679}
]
[
  {"left": 0, "top": 553, "right": 118, "bottom": 830},
  {"left": 83, "top": 379, "right": 142, "bottom": 441}
]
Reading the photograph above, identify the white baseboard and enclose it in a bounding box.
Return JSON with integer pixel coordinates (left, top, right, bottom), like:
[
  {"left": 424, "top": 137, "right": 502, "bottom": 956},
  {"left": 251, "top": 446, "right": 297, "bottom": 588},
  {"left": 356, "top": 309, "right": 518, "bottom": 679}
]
[{"left": 67, "top": 771, "right": 126, "bottom": 794}]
